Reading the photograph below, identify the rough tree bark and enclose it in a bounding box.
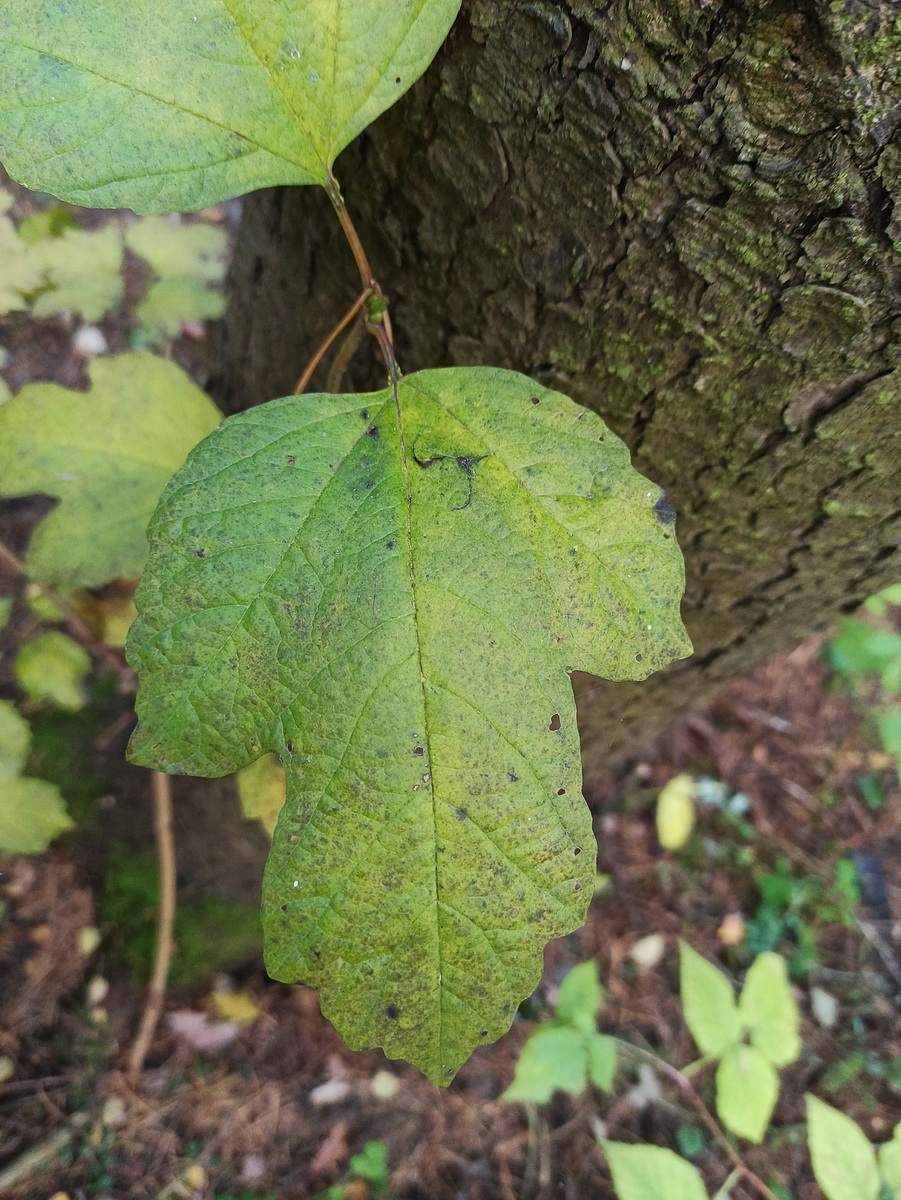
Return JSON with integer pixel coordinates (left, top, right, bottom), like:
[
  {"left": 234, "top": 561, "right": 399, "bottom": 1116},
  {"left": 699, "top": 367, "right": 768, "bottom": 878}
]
[{"left": 219, "top": 0, "right": 901, "bottom": 771}]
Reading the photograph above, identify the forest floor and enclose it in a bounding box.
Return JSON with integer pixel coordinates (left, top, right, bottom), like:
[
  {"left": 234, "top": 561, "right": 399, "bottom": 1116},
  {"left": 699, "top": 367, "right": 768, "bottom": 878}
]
[{"left": 1, "top": 177, "right": 899, "bottom": 1200}]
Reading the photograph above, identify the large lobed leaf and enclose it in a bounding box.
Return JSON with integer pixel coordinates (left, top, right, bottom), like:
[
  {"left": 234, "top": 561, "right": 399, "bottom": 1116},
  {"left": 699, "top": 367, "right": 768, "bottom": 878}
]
[
  {"left": 0, "top": 354, "right": 221, "bottom": 588},
  {"left": 127, "top": 367, "right": 691, "bottom": 1082},
  {"left": 0, "top": 0, "right": 460, "bottom": 213}
]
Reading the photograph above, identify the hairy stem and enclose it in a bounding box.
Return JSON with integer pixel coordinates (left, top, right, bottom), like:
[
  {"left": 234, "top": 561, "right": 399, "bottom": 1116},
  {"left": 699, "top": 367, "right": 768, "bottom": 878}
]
[
  {"left": 610, "top": 1038, "right": 781, "bottom": 1200},
  {"left": 127, "top": 770, "right": 176, "bottom": 1081}
]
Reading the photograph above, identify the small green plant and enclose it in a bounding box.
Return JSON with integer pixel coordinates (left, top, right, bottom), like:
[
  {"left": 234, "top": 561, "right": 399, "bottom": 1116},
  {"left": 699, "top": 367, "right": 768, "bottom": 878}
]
[
  {"left": 679, "top": 944, "right": 801, "bottom": 1144},
  {"left": 503, "top": 961, "right": 616, "bottom": 1103},
  {"left": 319, "top": 1141, "right": 390, "bottom": 1200},
  {"left": 0, "top": 698, "right": 72, "bottom": 852},
  {"left": 806, "top": 1094, "right": 901, "bottom": 1200}
]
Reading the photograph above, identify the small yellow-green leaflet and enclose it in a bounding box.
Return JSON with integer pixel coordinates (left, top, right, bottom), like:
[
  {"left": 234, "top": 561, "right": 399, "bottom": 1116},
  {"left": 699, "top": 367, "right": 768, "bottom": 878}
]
[
  {"left": 0, "top": 0, "right": 461, "bottom": 212},
  {"left": 127, "top": 367, "right": 691, "bottom": 1082}
]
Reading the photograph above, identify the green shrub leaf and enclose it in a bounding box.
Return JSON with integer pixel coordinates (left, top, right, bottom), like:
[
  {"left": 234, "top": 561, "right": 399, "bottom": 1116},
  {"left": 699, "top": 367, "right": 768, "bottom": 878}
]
[
  {"left": 556, "top": 961, "right": 602, "bottom": 1037},
  {"left": 503, "top": 1025, "right": 587, "bottom": 1103},
  {"left": 879, "top": 1123, "right": 901, "bottom": 1197},
  {"left": 586, "top": 1032, "right": 617, "bottom": 1092},
  {"left": 0, "top": 699, "right": 31, "bottom": 779},
  {"left": 715, "top": 1044, "right": 778, "bottom": 1143},
  {"left": 806, "top": 1095, "right": 880, "bottom": 1200},
  {"left": 15, "top": 631, "right": 91, "bottom": 711},
  {"left": 0, "top": 353, "right": 221, "bottom": 588},
  {"left": 236, "top": 752, "right": 286, "bottom": 838},
  {"left": 679, "top": 942, "right": 740, "bottom": 1058},
  {"left": 0, "top": 0, "right": 461, "bottom": 212},
  {"left": 0, "top": 196, "right": 43, "bottom": 313},
  {"left": 126, "top": 366, "right": 690, "bottom": 1082},
  {"left": 0, "top": 775, "right": 73, "bottom": 853},
  {"left": 603, "top": 1142, "right": 709, "bottom": 1200},
  {"left": 30, "top": 226, "right": 124, "bottom": 322},
  {"left": 738, "top": 952, "right": 801, "bottom": 1067}
]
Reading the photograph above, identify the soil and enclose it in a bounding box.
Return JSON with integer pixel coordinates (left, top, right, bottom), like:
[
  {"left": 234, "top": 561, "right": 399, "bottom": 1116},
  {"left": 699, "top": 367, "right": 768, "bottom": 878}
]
[{"left": 1, "top": 179, "right": 899, "bottom": 1200}]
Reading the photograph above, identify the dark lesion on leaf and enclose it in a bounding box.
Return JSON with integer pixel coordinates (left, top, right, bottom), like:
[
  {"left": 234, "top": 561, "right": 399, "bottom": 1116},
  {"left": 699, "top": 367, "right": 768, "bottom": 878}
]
[
  {"left": 653, "top": 493, "right": 676, "bottom": 524},
  {"left": 385, "top": 1004, "right": 400, "bottom": 1019},
  {"left": 411, "top": 441, "right": 491, "bottom": 510}
]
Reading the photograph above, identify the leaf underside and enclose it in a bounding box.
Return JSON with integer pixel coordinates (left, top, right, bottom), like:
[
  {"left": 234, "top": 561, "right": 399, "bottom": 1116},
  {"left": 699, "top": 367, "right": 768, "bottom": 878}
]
[
  {"left": 0, "top": 0, "right": 461, "bottom": 212},
  {"left": 127, "top": 367, "right": 691, "bottom": 1082},
  {"left": 0, "top": 354, "right": 221, "bottom": 588}
]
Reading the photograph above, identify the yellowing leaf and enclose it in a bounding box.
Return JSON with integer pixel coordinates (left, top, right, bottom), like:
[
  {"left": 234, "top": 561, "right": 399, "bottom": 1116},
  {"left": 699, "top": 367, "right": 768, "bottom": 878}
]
[
  {"left": 656, "top": 773, "right": 695, "bottom": 850},
  {"left": 679, "top": 941, "right": 740, "bottom": 1058},
  {"left": 0, "top": 353, "right": 221, "bottom": 587},
  {"left": 806, "top": 1095, "right": 880, "bottom": 1200},
  {"left": 237, "top": 753, "right": 287, "bottom": 837},
  {"left": 0, "top": 211, "right": 43, "bottom": 313},
  {"left": 739, "top": 952, "right": 801, "bottom": 1067},
  {"left": 127, "top": 367, "right": 691, "bottom": 1083},
  {"left": 15, "top": 631, "right": 91, "bottom": 711},
  {"left": 31, "top": 226, "right": 124, "bottom": 321},
  {"left": 0, "top": 776, "right": 73, "bottom": 853},
  {"left": 604, "top": 1142, "right": 709, "bottom": 1200},
  {"left": 127, "top": 216, "right": 227, "bottom": 284},
  {"left": 0, "top": 1, "right": 462, "bottom": 212},
  {"left": 211, "top": 989, "right": 260, "bottom": 1023},
  {"left": 715, "top": 1044, "right": 778, "bottom": 1144}
]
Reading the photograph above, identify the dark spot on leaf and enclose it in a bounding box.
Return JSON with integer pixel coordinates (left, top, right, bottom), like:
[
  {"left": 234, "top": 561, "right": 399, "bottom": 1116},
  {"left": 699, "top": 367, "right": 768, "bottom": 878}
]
[
  {"left": 386, "top": 540, "right": 395, "bottom": 549},
  {"left": 508, "top": 770, "right": 519, "bottom": 782},
  {"left": 597, "top": 435, "right": 605, "bottom": 442},
  {"left": 365, "top": 480, "right": 374, "bottom": 489},
  {"left": 663, "top": 533, "right": 671, "bottom": 539},
  {"left": 195, "top": 549, "right": 205, "bottom": 557},
  {"left": 635, "top": 653, "right": 643, "bottom": 663},
  {"left": 530, "top": 396, "right": 540, "bottom": 404},
  {"left": 446, "top": 1069, "right": 455, "bottom": 1078},
  {"left": 366, "top": 426, "right": 379, "bottom": 438},
  {"left": 395, "top": 75, "right": 401, "bottom": 83},
  {"left": 455, "top": 808, "right": 467, "bottom": 820},
  {"left": 653, "top": 493, "right": 676, "bottom": 524},
  {"left": 360, "top": 409, "right": 369, "bottom": 420},
  {"left": 413, "top": 746, "right": 425, "bottom": 757},
  {"left": 286, "top": 741, "right": 293, "bottom": 753},
  {"left": 574, "top": 882, "right": 582, "bottom": 892},
  {"left": 280, "top": 904, "right": 287, "bottom": 912},
  {"left": 573, "top": 847, "right": 582, "bottom": 855},
  {"left": 557, "top": 788, "right": 566, "bottom": 795},
  {"left": 287, "top": 455, "right": 295, "bottom": 465},
  {"left": 385, "top": 1004, "right": 399, "bottom": 1019},
  {"left": 289, "top": 835, "right": 299, "bottom": 844},
  {"left": 480, "top": 1030, "right": 488, "bottom": 1038},
  {"left": 548, "top": 714, "right": 561, "bottom": 732}
]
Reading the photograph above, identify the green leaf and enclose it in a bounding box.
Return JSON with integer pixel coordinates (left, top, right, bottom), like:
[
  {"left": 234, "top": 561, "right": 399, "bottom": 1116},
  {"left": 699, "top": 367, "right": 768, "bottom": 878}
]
[
  {"left": 236, "top": 753, "right": 286, "bottom": 838},
  {"left": 0, "top": 700, "right": 31, "bottom": 780},
  {"left": 0, "top": 775, "right": 73, "bottom": 853},
  {"left": 136, "top": 277, "right": 226, "bottom": 341},
  {"left": 738, "top": 952, "right": 801, "bottom": 1067},
  {"left": 0, "top": 0, "right": 462, "bottom": 213},
  {"left": 127, "top": 366, "right": 690, "bottom": 1083},
  {"left": 586, "top": 1031, "right": 617, "bottom": 1091},
  {"left": 15, "top": 631, "right": 91, "bottom": 711},
  {"left": 0, "top": 353, "right": 221, "bottom": 587},
  {"left": 806, "top": 1095, "right": 880, "bottom": 1200},
  {"left": 827, "top": 619, "right": 901, "bottom": 687},
  {"left": 679, "top": 942, "right": 741, "bottom": 1058},
  {"left": 603, "top": 1142, "right": 709, "bottom": 1200},
  {"left": 30, "top": 226, "right": 123, "bottom": 321},
  {"left": 556, "top": 961, "right": 602, "bottom": 1037},
  {"left": 715, "top": 1044, "right": 778, "bottom": 1144},
  {"left": 0, "top": 205, "right": 43, "bottom": 313},
  {"left": 879, "top": 1123, "right": 901, "bottom": 1198},
  {"left": 503, "top": 1025, "right": 587, "bottom": 1103}
]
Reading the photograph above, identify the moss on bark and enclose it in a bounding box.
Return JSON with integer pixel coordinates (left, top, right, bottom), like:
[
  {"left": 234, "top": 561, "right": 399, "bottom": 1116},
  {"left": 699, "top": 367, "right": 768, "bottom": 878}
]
[{"left": 221, "top": 0, "right": 901, "bottom": 762}]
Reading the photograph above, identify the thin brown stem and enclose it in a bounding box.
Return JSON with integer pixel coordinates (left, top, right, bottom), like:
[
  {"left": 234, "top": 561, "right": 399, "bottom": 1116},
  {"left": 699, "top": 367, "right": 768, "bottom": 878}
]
[
  {"left": 0, "top": 539, "right": 133, "bottom": 686},
  {"left": 127, "top": 770, "right": 176, "bottom": 1082},
  {"left": 610, "top": 1039, "right": 781, "bottom": 1200},
  {"left": 293, "top": 288, "right": 372, "bottom": 394},
  {"left": 326, "top": 317, "right": 367, "bottom": 394}
]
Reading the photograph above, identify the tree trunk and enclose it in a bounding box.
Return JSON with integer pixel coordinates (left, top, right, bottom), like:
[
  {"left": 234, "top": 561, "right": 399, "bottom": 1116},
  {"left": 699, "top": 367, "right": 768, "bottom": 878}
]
[{"left": 220, "top": 0, "right": 901, "bottom": 770}]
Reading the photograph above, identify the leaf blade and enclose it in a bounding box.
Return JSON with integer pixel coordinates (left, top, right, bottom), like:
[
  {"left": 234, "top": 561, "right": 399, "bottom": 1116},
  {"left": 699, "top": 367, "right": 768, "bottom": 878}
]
[
  {"left": 806, "top": 1095, "right": 880, "bottom": 1200},
  {"left": 679, "top": 941, "right": 741, "bottom": 1058},
  {"left": 738, "top": 952, "right": 801, "bottom": 1067},
  {"left": 604, "top": 1142, "right": 709, "bottom": 1200},
  {"left": 0, "top": 1, "right": 461, "bottom": 212},
  {"left": 715, "top": 1044, "right": 778, "bottom": 1144},
  {"left": 127, "top": 367, "right": 690, "bottom": 1081}
]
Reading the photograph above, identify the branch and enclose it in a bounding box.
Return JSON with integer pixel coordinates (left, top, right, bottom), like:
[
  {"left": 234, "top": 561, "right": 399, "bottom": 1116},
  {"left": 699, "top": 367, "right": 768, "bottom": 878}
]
[{"left": 127, "top": 770, "right": 176, "bottom": 1081}]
